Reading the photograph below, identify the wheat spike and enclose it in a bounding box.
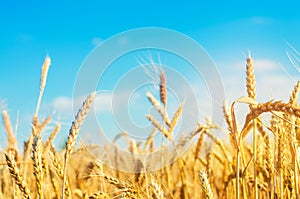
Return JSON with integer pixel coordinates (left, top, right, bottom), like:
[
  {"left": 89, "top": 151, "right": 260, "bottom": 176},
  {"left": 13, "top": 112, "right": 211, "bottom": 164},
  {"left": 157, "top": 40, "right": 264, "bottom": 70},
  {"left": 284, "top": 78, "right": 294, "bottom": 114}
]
[
  {"left": 289, "top": 80, "right": 300, "bottom": 105},
  {"left": 160, "top": 70, "right": 167, "bottom": 110},
  {"left": 2, "top": 110, "right": 17, "bottom": 150},
  {"left": 63, "top": 92, "right": 95, "bottom": 198},
  {"left": 31, "top": 135, "right": 43, "bottom": 199},
  {"left": 150, "top": 176, "right": 165, "bottom": 199},
  {"left": 199, "top": 171, "right": 214, "bottom": 199},
  {"left": 35, "top": 56, "right": 51, "bottom": 116},
  {"left": 146, "top": 92, "right": 171, "bottom": 126},
  {"left": 146, "top": 115, "right": 171, "bottom": 140},
  {"left": 244, "top": 100, "right": 300, "bottom": 129},
  {"left": 246, "top": 56, "right": 256, "bottom": 101},
  {"left": 194, "top": 132, "right": 205, "bottom": 160},
  {"left": 4, "top": 152, "right": 32, "bottom": 199},
  {"left": 44, "top": 123, "right": 61, "bottom": 150},
  {"left": 168, "top": 104, "right": 183, "bottom": 135},
  {"left": 223, "top": 102, "right": 234, "bottom": 134},
  {"left": 49, "top": 145, "right": 71, "bottom": 198}
]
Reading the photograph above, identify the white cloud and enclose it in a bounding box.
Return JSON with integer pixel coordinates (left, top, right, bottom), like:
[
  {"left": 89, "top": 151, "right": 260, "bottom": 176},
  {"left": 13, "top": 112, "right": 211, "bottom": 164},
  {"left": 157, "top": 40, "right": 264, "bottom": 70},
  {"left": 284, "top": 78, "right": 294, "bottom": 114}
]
[
  {"left": 256, "top": 74, "right": 294, "bottom": 101},
  {"left": 94, "top": 92, "right": 113, "bottom": 112},
  {"left": 50, "top": 91, "right": 121, "bottom": 119},
  {"left": 254, "top": 59, "right": 278, "bottom": 72},
  {"left": 52, "top": 96, "right": 73, "bottom": 114},
  {"left": 91, "top": 37, "right": 103, "bottom": 46}
]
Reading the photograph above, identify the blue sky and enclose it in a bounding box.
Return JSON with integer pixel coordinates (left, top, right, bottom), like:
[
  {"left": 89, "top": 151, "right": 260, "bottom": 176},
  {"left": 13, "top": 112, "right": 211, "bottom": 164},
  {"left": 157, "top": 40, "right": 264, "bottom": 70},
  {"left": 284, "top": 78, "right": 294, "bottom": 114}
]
[{"left": 1, "top": 1, "right": 300, "bottom": 147}]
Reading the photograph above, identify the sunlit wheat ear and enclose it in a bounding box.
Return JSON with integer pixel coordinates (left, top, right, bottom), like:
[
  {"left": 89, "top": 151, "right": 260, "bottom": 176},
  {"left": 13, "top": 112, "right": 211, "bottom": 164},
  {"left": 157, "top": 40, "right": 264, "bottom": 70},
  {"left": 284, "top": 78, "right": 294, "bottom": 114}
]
[
  {"left": 289, "top": 80, "right": 300, "bottom": 105},
  {"left": 62, "top": 92, "right": 95, "bottom": 198},
  {"left": 222, "top": 102, "right": 233, "bottom": 134},
  {"left": 160, "top": 70, "right": 167, "bottom": 110},
  {"left": 4, "top": 152, "right": 32, "bottom": 199},
  {"left": 144, "top": 127, "right": 156, "bottom": 152},
  {"left": 44, "top": 123, "right": 61, "bottom": 150},
  {"left": 146, "top": 92, "right": 160, "bottom": 106},
  {"left": 49, "top": 144, "right": 72, "bottom": 198},
  {"left": 38, "top": 116, "right": 51, "bottom": 133},
  {"left": 244, "top": 100, "right": 300, "bottom": 128},
  {"left": 150, "top": 176, "right": 165, "bottom": 199},
  {"left": 146, "top": 115, "right": 172, "bottom": 140},
  {"left": 64, "top": 92, "right": 96, "bottom": 156},
  {"left": 194, "top": 131, "right": 205, "bottom": 160},
  {"left": 246, "top": 56, "right": 256, "bottom": 102},
  {"left": 49, "top": 169, "right": 60, "bottom": 199},
  {"left": 2, "top": 110, "right": 17, "bottom": 150},
  {"left": 168, "top": 103, "right": 183, "bottom": 135},
  {"left": 198, "top": 171, "right": 214, "bottom": 199},
  {"left": 146, "top": 92, "right": 171, "bottom": 126},
  {"left": 35, "top": 55, "right": 51, "bottom": 117},
  {"left": 31, "top": 135, "right": 43, "bottom": 199}
]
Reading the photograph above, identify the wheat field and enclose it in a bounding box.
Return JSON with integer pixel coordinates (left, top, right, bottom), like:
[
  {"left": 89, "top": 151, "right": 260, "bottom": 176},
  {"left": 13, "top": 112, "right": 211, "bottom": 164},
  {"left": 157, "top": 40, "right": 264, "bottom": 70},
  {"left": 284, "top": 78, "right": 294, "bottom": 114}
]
[{"left": 1, "top": 55, "right": 300, "bottom": 199}]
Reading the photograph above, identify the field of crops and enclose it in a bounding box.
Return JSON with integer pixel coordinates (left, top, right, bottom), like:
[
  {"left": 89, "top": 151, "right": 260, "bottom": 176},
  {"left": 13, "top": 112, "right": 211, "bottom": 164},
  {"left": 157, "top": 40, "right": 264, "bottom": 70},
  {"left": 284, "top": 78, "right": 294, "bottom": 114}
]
[{"left": 1, "top": 56, "right": 300, "bottom": 199}]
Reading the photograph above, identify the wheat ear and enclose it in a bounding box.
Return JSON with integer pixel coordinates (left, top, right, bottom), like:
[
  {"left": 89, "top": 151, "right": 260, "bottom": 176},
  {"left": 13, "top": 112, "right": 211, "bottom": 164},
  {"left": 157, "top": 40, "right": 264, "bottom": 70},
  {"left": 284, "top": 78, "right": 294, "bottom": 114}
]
[
  {"left": 223, "top": 102, "right": 233, "bottom": 134},
  {"left": 146, "top": 92, "right": 171, "bottom": 126},
  {"left": 62, "top": 92, "right": 96, "bottom": 198},
  {"left": 146, "top": 115, "right": 171, "bottom": 140},
  {"left": 31, "top": 135, "right": 43, "bottom": 199},
  {"left": 168, "top": 103, "right": 183, "bottom": 134},
  {"left": 4, "top": 152, "right": 32, "bottom": 199},
  {"left": 246, "top": 56, "right": 256, "bottom": 101},
  {"left": 198, "top": 171, "right": 214, "bottom": 199},
  {"left": 194, "top": 131, "right": 205, "bottom": 160},
  {"left": 44, "top": 123, "right": 61, "bottom": 150},
  {"left": 160, "top": 70, "right": 167, "bottom": 110},
  {"left": 244, "top": 100, "right": 300, "bottom": 129},
  {"left": 35, "top": 56, "right": 51, "bottom": 116},
  {"left": 289, "top": 80, "right": 300, "bottom": 105},
  {"left": 49, "top": 145, "right": 71, "bottom": 197},
  {"left": 2, "top": 110, "right": 17, "bottom": 150},
  {"left": 150, "top": 176, "right": 165, "bottom": 199}
]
